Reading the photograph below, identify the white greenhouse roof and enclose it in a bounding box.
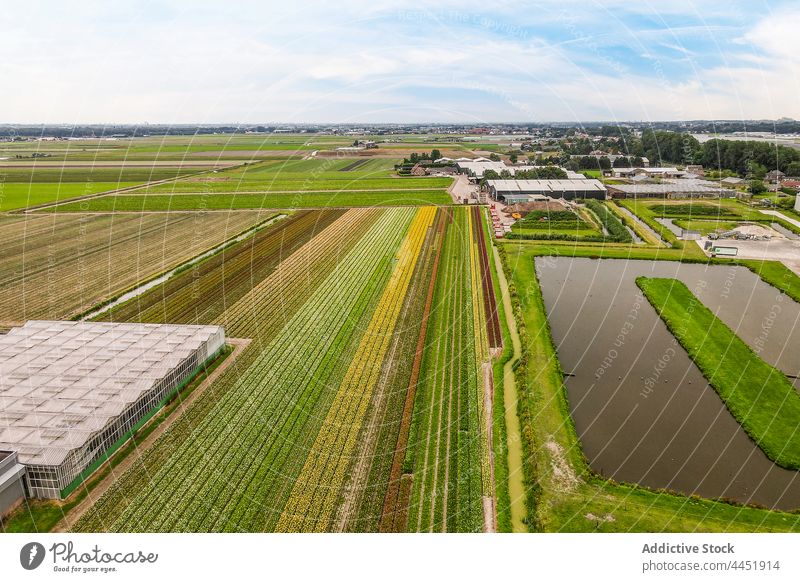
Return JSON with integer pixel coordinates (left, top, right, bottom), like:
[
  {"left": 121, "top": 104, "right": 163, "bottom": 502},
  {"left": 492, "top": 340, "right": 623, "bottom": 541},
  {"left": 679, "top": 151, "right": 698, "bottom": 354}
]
[
  {"left": 488, "top": 179, "right": 606, "bottom": 193},
  {"left": 0, "top": 321, "right": 224, "bottom": 467}
]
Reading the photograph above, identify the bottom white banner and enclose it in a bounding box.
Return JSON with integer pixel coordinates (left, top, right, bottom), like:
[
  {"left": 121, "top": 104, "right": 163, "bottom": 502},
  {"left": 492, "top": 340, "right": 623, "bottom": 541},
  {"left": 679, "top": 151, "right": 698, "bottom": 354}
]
[{"left": 0, "top": 533, "right": 796, "bottom": 581}]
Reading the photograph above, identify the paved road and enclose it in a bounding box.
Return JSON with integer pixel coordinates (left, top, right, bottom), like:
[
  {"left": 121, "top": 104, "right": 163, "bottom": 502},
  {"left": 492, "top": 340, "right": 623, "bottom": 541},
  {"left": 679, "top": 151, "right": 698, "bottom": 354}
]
[
  {"left": 447, "top": 173, "right": 477, "bottom": 203},
  {"left": 760, "top": 209, "right": 800, "bottom": 229}
]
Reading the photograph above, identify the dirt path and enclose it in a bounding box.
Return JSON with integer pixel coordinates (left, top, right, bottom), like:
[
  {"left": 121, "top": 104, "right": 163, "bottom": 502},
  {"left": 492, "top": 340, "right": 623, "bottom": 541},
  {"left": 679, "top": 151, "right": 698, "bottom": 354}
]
[
  {"left": 54, "top": 338, "right": 252, "bottom": 532},
  {"left": 482, "top": 361, "right": 497, "bottom": 533},
  {"left": 492, "top": 244, "right": 527, "bottom": 532}
]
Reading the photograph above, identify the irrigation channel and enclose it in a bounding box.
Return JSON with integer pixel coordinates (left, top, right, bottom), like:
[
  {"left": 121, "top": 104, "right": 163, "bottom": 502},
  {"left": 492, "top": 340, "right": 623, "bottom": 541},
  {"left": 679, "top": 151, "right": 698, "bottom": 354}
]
[
  {"left": 615, "top": 205, "right": 669, "bottom": 246},
  {"left": 492, "top": 245, "right": 526, "bottom": 532},
  {"left": 536, "top": 257, "right": 800, "bottom": 510},
  {"left": 80, "top": 214, "right": 287, "bottom": 320}
]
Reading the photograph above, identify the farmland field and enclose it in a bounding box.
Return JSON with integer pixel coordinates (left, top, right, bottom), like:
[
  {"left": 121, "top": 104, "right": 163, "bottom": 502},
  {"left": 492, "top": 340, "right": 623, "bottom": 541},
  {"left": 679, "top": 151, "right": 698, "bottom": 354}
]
[
  {"left": 0, "top": 211, "right": 269, "bottom": 321},
  {"left": 41, "top": 190, "right": 452, "bottom": 211},
  {"left": 71, "top": 206, "right": 500, "bottom": 533},
  {"left": 0, "top": 182, "right": 140, "bottom": 211}
]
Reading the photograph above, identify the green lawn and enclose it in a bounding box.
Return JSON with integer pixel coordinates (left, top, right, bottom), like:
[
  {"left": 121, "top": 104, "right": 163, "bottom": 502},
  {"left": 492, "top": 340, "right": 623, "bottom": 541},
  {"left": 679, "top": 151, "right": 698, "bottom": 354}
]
[
  {"left": 42, "top": 190, "right": 453, "bottom": 211},
  {"left": 637, "top": 277, "right": 800, "bottom": 470},
  {"left": 0, "top": 182, "right": 139, "bottom": 211},
  {"left": 672, "top": 219, "right": 741, "bottom": 235}
]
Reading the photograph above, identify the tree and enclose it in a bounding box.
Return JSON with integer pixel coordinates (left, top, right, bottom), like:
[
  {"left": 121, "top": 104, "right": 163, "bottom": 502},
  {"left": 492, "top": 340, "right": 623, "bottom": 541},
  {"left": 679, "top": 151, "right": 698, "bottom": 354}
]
[
  {"left": 430, "top": 149, "right": 442, "bottom": 161},
  {"left": 509, "top": 153, "right": 518, "bottom": 164},
  {"left": 598, "top": 156, "right": 612, "bottom": 170},
  {"left": 786, "top": 161, "right": 800, "bottom": 177},
  {"left": 409, "top": 152, "right": 419, "bottom": 163},
  {"left": 489, "top": 153, "right": 501, "bottom": 161},
  {"left": 747, "top": 161, "right": 767, "bottom": 180},
  {"left": 613, "top": 157, "right": 631, "bottom": 168},
  {"left": 749, "top": 179, "right": 767, "bottom": 195}
]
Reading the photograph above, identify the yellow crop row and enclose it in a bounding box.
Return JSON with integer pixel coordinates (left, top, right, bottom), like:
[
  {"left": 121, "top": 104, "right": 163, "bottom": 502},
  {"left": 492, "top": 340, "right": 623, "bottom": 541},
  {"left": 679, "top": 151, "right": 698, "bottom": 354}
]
[
  {"left": 468, "top": 209, "right": 493, "bottom": 493},
  {"left": 275, "top": 206, "right": 437, "bottom": 532}
]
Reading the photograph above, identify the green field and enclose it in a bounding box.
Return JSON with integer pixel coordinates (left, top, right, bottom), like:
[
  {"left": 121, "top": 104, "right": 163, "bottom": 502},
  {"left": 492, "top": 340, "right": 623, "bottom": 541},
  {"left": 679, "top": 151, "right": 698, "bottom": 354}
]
[
  {"left": 141, "top": 176, "right": 452, "bottom": 193},
  {"left": 0, "top": 182, "right": 139, "bottom": 211},
  {"left": 672, "top": 219, "right": 742, "bottom": 234},
  {"left": 511, "top": 209, "right": 598, "bottom": 238},
  {"left": 42, "top": 190, "right": 452, "bottom": 211}
]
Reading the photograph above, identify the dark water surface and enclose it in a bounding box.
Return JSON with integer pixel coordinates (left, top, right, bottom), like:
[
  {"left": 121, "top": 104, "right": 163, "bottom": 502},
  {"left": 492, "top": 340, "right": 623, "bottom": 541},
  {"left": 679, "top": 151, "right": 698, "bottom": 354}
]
[{"left": 535, "top": 257, "right": 800, "bottom": 509}]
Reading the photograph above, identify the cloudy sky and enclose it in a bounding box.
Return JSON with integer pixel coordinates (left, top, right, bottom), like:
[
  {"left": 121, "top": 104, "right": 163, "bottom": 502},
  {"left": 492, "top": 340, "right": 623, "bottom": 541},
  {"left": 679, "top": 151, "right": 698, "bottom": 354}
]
[{"left": 1, "top": 0, "right": 798, "bottom": 123}]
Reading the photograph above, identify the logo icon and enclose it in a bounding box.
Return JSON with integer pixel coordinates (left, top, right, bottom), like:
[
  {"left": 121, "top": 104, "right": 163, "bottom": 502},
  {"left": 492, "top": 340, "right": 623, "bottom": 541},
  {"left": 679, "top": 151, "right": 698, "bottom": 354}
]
[{"left": 20, "top": 542, "right": 46, "bottom": 570}]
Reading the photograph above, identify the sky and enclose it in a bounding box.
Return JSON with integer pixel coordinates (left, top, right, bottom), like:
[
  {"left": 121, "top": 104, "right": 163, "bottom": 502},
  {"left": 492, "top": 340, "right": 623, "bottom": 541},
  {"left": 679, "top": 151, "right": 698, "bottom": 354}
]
[{"left": 1, "top": 0, "right": 799, "bottom": 124}]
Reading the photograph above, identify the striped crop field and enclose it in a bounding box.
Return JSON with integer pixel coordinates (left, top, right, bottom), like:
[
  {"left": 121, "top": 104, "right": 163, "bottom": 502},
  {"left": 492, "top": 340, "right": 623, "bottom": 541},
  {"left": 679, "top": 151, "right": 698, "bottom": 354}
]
[
  {"left": 71, "top": 206, "right": 501, "bottom": 533},
  {"left": 0, "top": 212, "right": 268, "bottom": 321}
]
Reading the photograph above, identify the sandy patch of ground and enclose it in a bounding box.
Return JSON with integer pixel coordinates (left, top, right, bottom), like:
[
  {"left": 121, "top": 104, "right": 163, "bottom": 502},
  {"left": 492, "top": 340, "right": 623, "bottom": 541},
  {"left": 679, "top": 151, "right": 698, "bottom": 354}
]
[{"left": 545, "top": 439, "right": 580, "bottom": 494}]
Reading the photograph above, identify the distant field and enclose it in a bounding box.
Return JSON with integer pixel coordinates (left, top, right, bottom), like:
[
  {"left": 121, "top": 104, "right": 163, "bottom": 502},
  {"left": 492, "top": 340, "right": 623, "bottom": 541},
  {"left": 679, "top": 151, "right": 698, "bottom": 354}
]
[
  {"left": 0, "top": 166, "right": 207, "bottom": 183},
  {"left": 0, "top": 212, "right": 268, "bottom": 320},
  {"left": 0, "top": 182, "right": 139, "bottom": 211},
  {"left": 43, "top": 190, "right": 453, "bottom": 211},
  {"left": 140, "top": 177, "right": 452, "bottom": 194}
]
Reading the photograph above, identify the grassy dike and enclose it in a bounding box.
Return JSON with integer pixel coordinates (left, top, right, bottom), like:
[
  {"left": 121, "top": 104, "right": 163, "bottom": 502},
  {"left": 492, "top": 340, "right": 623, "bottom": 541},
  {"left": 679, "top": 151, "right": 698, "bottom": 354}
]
[
  {"left": 636, "top": 277, "right": 800, "bottom": 470},
  {"left": 498, "top": 242, "right": 800, "bottom": 532}
]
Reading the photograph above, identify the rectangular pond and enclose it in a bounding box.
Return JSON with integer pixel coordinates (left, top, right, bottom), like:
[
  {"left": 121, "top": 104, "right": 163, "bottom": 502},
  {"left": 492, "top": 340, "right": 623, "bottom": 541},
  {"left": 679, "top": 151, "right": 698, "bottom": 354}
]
[{"left": 536, "top": 257, "right": 800, "bottom": 510}]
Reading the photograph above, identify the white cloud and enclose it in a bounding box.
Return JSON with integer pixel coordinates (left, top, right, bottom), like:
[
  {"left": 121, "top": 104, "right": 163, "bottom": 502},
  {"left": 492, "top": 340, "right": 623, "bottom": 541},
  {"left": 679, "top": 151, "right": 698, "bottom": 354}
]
[{"left": 0, "top": 1, "right": 797, "bottom": 122}]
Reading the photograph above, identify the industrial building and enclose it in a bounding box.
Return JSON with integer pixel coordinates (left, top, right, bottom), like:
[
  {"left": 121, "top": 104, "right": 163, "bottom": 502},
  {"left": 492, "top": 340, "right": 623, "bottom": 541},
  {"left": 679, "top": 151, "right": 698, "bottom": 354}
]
[
  {"left": 605, "top": 182, "right": 733, "bottom": 199},
  {"left": 0, "top": 320, "right": 225, "bottom": 500},
  {"left": 486, "top": 179, "right": 607, "bottom": 203},
  {"left": 609, "top": 167, "right": 687, "bottom": 179}
]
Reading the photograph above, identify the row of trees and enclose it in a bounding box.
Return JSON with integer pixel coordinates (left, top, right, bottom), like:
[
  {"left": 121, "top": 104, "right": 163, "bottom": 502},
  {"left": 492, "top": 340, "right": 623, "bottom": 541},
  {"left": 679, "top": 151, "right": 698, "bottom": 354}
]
[
  {"left": 561, "top": 129, "right": 800, "bottom": 177},
  {"left": 403, "top": 149, "right": 443, "bottom": 164},
  {"left": 480, "top": 166, "right": 567, "bottom": 186}
]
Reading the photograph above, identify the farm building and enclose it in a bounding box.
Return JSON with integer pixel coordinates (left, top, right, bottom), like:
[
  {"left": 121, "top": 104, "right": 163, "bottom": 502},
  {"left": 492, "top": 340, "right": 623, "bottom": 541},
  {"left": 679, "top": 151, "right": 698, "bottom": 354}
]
[
  {"left": 609, "top": 167, "right": 686, "bottom": 179},
  {"left": 0, "top": 450, "right": 26, "bottom": 518},
  {"left": 0, "top": 320, "right": 225, "bottom": 500},
  {"left": 721, "top": 176, "right": 746, "bottom": 186},
  {"left": 606, "top": 183, "right": 733, "bottom": 199},
  {"left": 487, "top": 179, "right": 606, "bottom": 202}
]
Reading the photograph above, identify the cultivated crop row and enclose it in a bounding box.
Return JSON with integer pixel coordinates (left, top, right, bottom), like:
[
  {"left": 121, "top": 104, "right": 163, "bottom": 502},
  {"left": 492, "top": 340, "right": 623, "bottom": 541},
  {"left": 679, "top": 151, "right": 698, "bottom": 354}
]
[
  {"left": 0, "top": 212, "right": 265, "bottom": 321},
  {"left": 343, "top": 209, "right": 445, "bottom": 532},
  {"left": 275, "top": 207, "right": 436, "bottom": 532},
  {"left": 73, "top": 208, "right": 418, "bottom": 532},
  {"left": 98, "top": 210, "right": 344, "bottom": 325},
  {"left": 405, "top": 207, "right": 485, "bottom": 532}
]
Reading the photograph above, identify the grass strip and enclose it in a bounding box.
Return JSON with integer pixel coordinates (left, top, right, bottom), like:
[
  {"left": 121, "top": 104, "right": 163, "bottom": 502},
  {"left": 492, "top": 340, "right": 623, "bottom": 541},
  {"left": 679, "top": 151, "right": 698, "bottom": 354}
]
[{"left": 636, "top": 276, "right": 800, "bottom": 470}]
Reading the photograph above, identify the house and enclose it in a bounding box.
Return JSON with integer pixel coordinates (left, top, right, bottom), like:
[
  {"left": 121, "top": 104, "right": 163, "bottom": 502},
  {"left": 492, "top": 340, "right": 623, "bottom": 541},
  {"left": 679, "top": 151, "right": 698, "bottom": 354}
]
[
  {"left": 780, "top": 179, "right": 800, "bottom": 190},
  {"left": 410, "top": 163, "right": 428, "bottom": 176},
  {"left": 766, "top": 170, "right": 786, "bottom": 183},
  {"left": 721, "top": 177, "right": 745, "bottom": 186},
  {"left": 686, "top": 165, "right": 705, "bottom": 176}
]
